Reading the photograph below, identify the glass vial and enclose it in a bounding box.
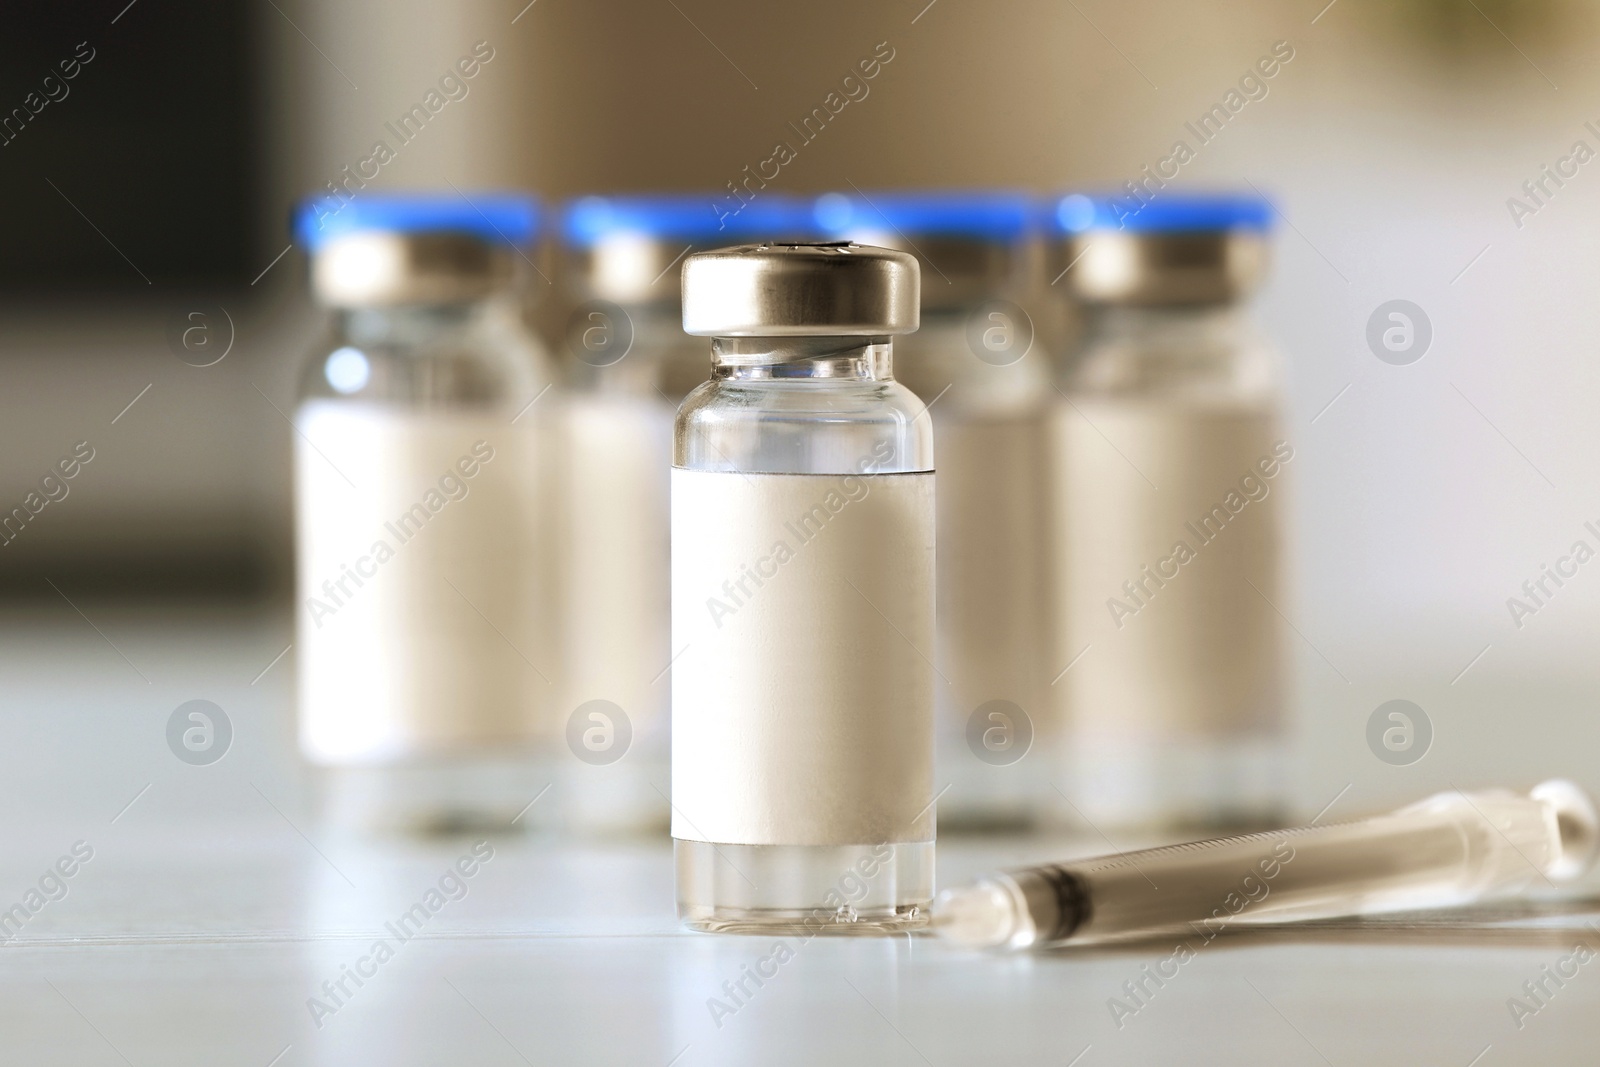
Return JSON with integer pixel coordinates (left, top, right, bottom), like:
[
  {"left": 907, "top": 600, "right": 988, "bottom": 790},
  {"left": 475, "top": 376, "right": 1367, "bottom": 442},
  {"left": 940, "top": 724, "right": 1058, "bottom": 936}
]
[
  {"left": 1048, "top": 193, "right": 1286, "bottom": 832},
  {"left": 673, "top": 243, "right": 934, "bottom": 933},
  {"left": 817, "top": 192, "right": 1051, "bottom": 830},
  {"left": 291, "top": 193, "right": 559, "bottom": 835},
  {"left": 549, "top": 196, "right": 813, "bottom": 832}
]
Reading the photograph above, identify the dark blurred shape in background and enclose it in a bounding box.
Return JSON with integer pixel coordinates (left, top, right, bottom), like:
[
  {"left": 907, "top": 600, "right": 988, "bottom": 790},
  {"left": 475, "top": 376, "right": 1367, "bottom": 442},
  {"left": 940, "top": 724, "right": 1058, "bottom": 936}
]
[{"left": 0, "top": 0, "right": 261, "bottom": 291}]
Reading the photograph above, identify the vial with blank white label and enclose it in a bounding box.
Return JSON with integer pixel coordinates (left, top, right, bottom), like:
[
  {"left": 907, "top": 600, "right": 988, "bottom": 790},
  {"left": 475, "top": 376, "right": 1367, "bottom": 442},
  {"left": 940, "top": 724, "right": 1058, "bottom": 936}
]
[
  {"left": 673, "top": 242, "right": 934, "bottom": 932},
  {"left": 1047, "top": 193, "right": 1286, "bottom": 831},
  {"left": 550, "top": 196, "right": 813, "bottom": 831},
  {"left": 291, "top": 193, "right": 558, "bottom": 834}
]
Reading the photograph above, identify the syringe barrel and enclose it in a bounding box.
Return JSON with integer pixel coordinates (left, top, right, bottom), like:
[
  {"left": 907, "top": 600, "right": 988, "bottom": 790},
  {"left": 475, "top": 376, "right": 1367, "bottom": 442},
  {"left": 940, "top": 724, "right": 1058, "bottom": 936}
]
[{"left": 1015, "top": 788, "right": 1564, "bottom": 946}]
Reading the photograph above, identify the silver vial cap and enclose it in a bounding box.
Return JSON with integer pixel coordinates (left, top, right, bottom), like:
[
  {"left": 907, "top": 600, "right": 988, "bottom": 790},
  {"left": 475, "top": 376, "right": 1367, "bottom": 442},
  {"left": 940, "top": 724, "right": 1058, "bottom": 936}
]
[
  {"left": 563, "top": 234, "right": 687, "bottom": 307},
  {"left": 1056, "top": 230, "right": 1268, "bottom": 306},
  {"left": 312, "top": 232, "right": 515, "bottom": 307},
  {"left": 681, "top": 243, "right": 920, "bottom": 337}
]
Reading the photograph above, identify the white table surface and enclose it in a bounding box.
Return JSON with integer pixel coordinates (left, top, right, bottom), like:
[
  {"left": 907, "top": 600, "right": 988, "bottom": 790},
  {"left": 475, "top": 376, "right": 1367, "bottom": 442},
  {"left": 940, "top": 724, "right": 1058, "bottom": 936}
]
[{"left": 2, "top": 604, "right": 1598, "bottom": 1065}]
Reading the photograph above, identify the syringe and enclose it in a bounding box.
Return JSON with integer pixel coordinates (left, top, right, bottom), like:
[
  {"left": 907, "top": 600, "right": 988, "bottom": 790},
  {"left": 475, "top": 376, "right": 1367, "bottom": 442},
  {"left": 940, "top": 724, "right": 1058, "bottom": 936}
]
[{"left": 933, "top": 780, "right": 1599, "bottom": 950}]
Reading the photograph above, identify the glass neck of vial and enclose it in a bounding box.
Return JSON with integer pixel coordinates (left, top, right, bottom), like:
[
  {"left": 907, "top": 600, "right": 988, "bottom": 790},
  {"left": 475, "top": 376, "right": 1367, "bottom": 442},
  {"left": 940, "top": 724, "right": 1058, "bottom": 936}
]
[
  {"left": 567, "top": 300, "right": 686, "bottom": 397},
  {"left": 1068, "top": 298, "right": 1268, "bottom": 399},
  {"left": 710, "top": 336, "right": 894, "bottom": 382},
  {"left": 899, "top": 305, "right": 1047, "bottom": 412},
  {"left": 335, "top": 299, "right": 499, "bottom": 350},
  {"left": 1079, "top": 300, "right": 1248, "bottom": 348}
]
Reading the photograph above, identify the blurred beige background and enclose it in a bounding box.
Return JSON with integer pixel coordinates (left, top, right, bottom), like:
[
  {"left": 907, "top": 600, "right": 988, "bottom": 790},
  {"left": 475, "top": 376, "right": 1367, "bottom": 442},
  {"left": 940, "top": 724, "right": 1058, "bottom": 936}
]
[{"left": 3, "top": 0, "right": 1600, "bottom": 823}]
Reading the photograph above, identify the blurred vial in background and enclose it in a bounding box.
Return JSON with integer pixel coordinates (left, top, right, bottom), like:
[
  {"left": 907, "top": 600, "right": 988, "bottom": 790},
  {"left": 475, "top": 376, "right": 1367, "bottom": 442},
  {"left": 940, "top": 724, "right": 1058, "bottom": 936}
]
[
  {"left": 1047, "top": 192, "right": 1286, "bottom": 832},
  {"left": 291, "top": 193, "right": 559, "bottom": 835},
  {"left": 815, "top": 191, "right": 1051, "bottom": 830},
  {"left": 548, "top": 195, "right": 814, "bottom": 833}
]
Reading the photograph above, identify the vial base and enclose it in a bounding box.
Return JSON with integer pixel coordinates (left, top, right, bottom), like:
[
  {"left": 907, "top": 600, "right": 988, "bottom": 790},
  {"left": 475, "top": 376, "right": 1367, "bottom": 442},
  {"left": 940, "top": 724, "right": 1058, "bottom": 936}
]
[
  {"left": 1051, "top": 736, "right": 1285, "bottom": 833},
  {"left": 934, "top": 733, "right": 1049, "bottom": 834},
  {"left": 539, "top": 746, "right": 670, "bottom": 837},
  {"left": 675, "top": 839, "right": 934, "bottom": 935},
  {"left": 313, "top": 756, "right": 548, "bottom": 837}
]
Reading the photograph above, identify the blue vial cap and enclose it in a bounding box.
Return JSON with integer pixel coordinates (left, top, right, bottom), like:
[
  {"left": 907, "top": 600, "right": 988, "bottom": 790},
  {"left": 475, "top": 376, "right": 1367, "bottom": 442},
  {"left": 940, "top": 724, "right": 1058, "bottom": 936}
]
[
  {"left": 813, "top": 190, "right": 1034, "bottom": 241},
  {"left": 293, "top": 192, "right": 541, "bottom": 251},
  {"left": 1050, "top": 192, "right": 1273, "bottom": 235},
  {"left": 560, "top": 194, "right": 816, "bottom": 246}
]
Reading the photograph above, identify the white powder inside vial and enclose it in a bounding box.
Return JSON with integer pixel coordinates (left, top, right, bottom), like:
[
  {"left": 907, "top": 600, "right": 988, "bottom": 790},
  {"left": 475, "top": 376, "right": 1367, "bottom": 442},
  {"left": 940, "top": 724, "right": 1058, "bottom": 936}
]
[
  {"left": 556, "top": 394, "right": 674, "bottom": 738},
  {"left": 295, "top": 401, "right": 557, "bottom": 764},
  {"left": 932, "top": 413, "right": 1051, "bottom": 739},
  {"left": 1051, "top": 400, "right": 1286, "bottom": 748},
  {"left": 671, "top": 468, "right": 935, "bottom": 846}
]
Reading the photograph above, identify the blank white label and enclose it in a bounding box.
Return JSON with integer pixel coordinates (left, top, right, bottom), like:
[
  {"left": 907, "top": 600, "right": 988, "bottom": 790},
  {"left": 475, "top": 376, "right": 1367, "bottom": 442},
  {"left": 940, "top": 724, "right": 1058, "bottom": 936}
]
[
  {"left": 671, "top": 468, "right": 936, "bottom": 846},
  {"left": 1051, "top": 400, "right": 1285, "bottom": 744},
  {"left": 296, "top": 401, "right": 554, "bottom": 764},
  {"left": 557, "top": 394, "right": 673, "bottom": 733}
]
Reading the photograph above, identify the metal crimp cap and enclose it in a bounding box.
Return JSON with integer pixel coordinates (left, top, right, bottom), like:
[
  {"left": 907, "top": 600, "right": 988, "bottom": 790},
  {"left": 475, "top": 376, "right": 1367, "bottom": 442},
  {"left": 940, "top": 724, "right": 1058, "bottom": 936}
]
[{"left": 681, "top": 242, "right": 920, "bottom": 337}]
